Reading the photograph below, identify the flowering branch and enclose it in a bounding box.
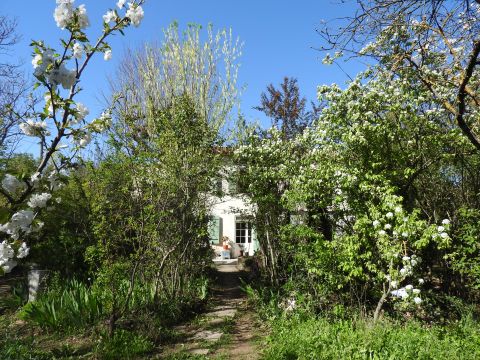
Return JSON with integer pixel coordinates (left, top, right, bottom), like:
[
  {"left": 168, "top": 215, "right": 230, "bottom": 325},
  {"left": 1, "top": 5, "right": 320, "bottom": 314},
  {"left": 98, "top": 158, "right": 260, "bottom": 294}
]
[{"left": 0, "top": 0, "right": 146, "bottom": 274}]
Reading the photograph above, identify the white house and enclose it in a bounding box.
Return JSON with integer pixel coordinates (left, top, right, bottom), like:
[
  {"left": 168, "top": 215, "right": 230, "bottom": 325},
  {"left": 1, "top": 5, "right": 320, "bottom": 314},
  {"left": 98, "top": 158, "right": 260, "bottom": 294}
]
[{"left": 207, "top": 166, "right": 259, "bottom": 257}]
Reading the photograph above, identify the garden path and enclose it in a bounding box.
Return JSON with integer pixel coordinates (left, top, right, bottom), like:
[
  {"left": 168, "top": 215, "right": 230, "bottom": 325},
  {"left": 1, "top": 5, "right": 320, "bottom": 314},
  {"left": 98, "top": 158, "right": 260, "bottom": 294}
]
[{"left": 160, "top": 260, "right": 262, "bottom": 359}]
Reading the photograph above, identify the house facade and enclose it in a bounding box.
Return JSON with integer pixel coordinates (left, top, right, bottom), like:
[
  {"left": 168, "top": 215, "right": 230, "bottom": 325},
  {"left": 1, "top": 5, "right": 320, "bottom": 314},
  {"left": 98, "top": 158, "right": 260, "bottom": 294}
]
[{"left": 207, "top": 167, "right": 259, "bottom": 257}]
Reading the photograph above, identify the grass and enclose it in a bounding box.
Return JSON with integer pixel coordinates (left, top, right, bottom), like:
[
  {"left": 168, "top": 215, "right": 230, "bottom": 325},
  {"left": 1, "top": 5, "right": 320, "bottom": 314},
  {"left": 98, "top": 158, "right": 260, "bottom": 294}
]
[{"left": 262, "top": 315, "right": 480, "bottom": 360}]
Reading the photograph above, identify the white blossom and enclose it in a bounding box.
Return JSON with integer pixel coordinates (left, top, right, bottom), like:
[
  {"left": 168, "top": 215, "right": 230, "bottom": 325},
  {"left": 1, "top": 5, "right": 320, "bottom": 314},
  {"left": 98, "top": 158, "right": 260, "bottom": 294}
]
[
  {"left": 104, "top": 49, "right": 112, "bottom": 61},
  {"left": 440, "top": 232, "right": 449, "bottom": 239},
  {"left": 54, "top": 0, "right": 75, "bottom": 29},
  {"left": 379, "top": 230, "right": 386, "bottom": 236},
  {"left": 32, "top": 54, "right": 42, "bottom": 68},
  {"left": 412, "top": 288, "right": 421, "bottom": 294},
  {"left": 126, "top": 3, "right": 144, "bottom": 27},
  {"left": 2, "top": 174, "right": 26, "bottom": 194},
  {"left": 74, "top": 102, "right": 89, "bottom": 122},
  {"left": 405, "top": 284, "right": 413, "bottom": 291},
  {"left": 11, "top": 210, "right": 35, "bottom": 233},
  {"left": 19, "top": 120, "right": 49, "bottom": 137},
  {"left": 0, "top": 241, "right": 14, "bottom": 265},
  {"left": 30, "top": 172, "right": 41, "bottom": 186},
  {"left": 27, "top": 193, "right": 52, "bottom": 209},
  {"left": 0, "top": 210, "right": 35, "bottom": 240},
  {"left": 77, "top": 4, "right": 90, "bottom": 29},
  {"left": 391, "top": 288, "right": 409, "bottom": 299},
  {"left": 103, "top": 10, "right": 116, "bottom": 24},
  {"left": 72, "top": 42, "right": 84, "bottom": 59},
  {"left": 372, "top": 220, "right": 380, "bottom": 227},
  {"left": 47, "top": 172, "right": 64, "bottom": 191},
  {"left": 386, "top": 212, "right": 394, "bottom": 218},
  {"left": 413, "top": 297, "right": 422, "bottom": 305},
  {"left": 418, "top": 278, "right": 425, "bottom": 285},
  {"left": 384, "top": 223, "right": 392, "bottom": 230},
  {"left": 117, "top": 0, "right": 126, "bottom": 8},
  {"left": 17, "top": 242, "right": 30, "bottom": 259},
  {"left": 322, "top": 53, "right": 333, "bottom": 65},
  {"left": 33, "top": 49, "right": 55, "bottom": 77},
  {"left": 75, "top": 132, "right": 92, "bottom": 147},
  {"left": 437, "top": 226, "right": 445, "bottom": 232},
  {"left": 442, "top": 219, "right": 450, "bottom": 225},
  {"left": 48, "top": 64, "right": 76, "bottom": 89}
]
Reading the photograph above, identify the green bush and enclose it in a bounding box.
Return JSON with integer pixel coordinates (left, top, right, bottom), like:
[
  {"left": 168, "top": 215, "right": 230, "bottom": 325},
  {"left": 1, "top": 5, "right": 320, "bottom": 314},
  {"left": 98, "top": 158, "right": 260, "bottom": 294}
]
[
  {"left": 263, "top": 316, "right": 480, "bottom": 359},
  {"left": 19, "top": 279, "right": 103, "bottom": 330}
]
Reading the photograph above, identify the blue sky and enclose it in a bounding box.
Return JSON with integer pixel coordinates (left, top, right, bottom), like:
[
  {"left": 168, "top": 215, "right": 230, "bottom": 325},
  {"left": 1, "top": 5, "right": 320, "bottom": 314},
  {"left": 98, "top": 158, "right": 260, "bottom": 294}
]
[{"left": 1, "top": 0, "right": 365, "bottom": 152}]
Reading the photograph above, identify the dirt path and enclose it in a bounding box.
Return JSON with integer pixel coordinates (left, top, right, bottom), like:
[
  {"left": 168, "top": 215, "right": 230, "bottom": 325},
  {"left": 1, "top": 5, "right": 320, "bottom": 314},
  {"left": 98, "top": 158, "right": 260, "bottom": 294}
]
[{"left": 159, "top": 261, "right": 262, "bottom": 359}]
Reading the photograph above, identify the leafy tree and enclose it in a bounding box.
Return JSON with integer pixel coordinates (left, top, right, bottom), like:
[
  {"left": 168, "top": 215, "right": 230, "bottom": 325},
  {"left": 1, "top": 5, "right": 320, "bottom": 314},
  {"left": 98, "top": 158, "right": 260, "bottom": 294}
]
[
  {"left": 319, "top": 0, "right": 480, "bottom": 151},
  {"left": 255, "top": 77, "right": 319, "bottom": 139}
]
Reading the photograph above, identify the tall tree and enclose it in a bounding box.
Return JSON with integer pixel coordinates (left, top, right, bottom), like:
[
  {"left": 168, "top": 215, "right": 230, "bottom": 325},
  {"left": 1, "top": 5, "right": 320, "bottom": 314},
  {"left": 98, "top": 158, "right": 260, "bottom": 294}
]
[
  {"left": 319, "top": 0, "right": 480, "bottom": 151},
  {"left": 255, "top": 77, "right": 319, "bottom": 139}
]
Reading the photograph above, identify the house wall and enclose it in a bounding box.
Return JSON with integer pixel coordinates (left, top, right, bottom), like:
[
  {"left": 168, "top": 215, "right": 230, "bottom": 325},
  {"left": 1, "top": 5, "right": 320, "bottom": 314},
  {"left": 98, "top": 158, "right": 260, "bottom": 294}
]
[{"left": 208, "top": 176, "right": 259, "bottom": 256}]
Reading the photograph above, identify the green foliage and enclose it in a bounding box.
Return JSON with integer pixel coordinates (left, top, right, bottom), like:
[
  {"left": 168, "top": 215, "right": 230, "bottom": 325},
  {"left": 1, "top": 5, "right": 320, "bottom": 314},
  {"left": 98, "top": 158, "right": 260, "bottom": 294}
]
[
  {"left": 19, "top": 279, "right": 102, "bottom": 330},
  {"left": 30, "top": 169, "right": 94, "bottom": 277},
  {"left": 0, "top": 338, "right": 51, "bottom": 360},
  {"left": 95, "top": 329, "right": 153, "bottom": 359},
  {"left": 263, "top": 316, "right": 480, "bottom": 360},
  {"left": 447, "top": 208, "right": 480, "bottom": 294}
]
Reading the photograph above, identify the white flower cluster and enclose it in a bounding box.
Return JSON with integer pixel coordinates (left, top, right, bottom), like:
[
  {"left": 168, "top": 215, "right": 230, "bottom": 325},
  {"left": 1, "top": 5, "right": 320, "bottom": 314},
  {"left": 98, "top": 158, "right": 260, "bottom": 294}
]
[
  {"left": 0, "top": 241, "right": 16, "bottom": 273},
  {"left": 74, "top": 132, "right": 92, "bottom": 147},
  {"left": 47, "top": 171, "right": 65, "bottom": 191},
  {"left": 32, "top": 48, "right": 76, "bottom": 89},
  {"left": 73, "top": 42, "right": 84, "bottom": 59},
  {"left": 27, "top": 193, "right": 52, "bottom": 209},
  {"left": 2, "top": 174, "right": 26, "bottom": 194},
  {"left": 399, "top": 254, "right": 421, "bottom": 277},
  {"left": 90, "top": 111, "right": 112, "bottom": 132},
  {"left": 391, "top": 278, "right": 424, "bottom": 305},
  {"left": 54, "top": 0, "right": 89, "bottom": 29},
  {"left": 19, "top": 119, "right": 49, "bottom": 137},
  {"left": 433, "top": 219, "right": 450, "bottom": 240},
  {"left": 125, "top": 2, "right": 144, "bottom": 27},
  {"left": 70, "top": 102, "right": 89, "bottom": 125},
  {"left": 103, "top": 10, "right": 117, "bottom": 24},
  {"left": 48, "top": 63, "right": 77, "bottom": 90},
  {"left": 0, "top": 210, "right": 35, "bottom": 240},
  {"left": 0, "top": 241, "right": 29, "bottom": 273},
  {"left": 32, "top": 49, "right": 55, "bottom": 77}
]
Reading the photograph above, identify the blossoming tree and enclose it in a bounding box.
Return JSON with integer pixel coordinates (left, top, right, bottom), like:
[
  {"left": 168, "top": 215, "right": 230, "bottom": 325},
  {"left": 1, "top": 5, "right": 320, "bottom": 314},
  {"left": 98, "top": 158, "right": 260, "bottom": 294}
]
[{"left": 0, "top": 0, "right": 145, "bottom": 274}]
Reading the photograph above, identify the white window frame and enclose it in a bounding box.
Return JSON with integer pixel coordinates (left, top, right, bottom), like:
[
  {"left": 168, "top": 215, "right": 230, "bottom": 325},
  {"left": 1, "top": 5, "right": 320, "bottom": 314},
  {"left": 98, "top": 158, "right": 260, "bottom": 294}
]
[{"left": 235, "top": 217, "right": 252, "bottom": 244}]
